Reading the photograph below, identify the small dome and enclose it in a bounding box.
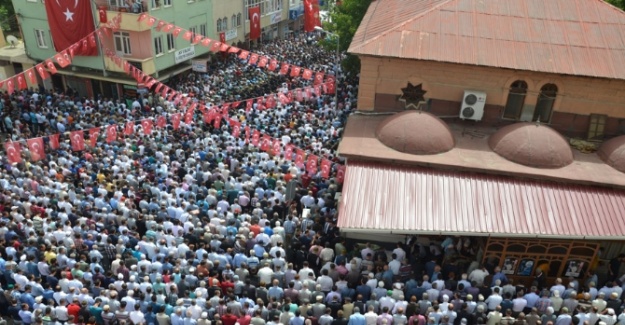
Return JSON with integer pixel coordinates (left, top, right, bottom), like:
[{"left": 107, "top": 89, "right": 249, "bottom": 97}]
[
  {"left": 598, "top": 135, "right": 625, "bottom": 173},
  {"left": 489, "top": 122, "right": 573, "bottom": 168},
  {"left": 375, "top": 110, "right": 455, "bottom": 155}
]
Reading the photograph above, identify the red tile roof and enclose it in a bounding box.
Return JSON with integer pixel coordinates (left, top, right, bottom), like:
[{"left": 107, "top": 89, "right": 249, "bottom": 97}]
[
  {"left": 349, "top": 0, "right": 625, "bottom": 80},
  {"left": 338, "top": 162, "right": 625, "bottom": 239}
]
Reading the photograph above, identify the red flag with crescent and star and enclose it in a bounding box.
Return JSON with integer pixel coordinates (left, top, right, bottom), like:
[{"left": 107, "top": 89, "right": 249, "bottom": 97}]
[
  {"left": 172, "top": 113, "right": 181, "bottom": 129},
  {"left": 230, "top": 120, "right": 241, "bottom": 138},
  {"left": 27, "top": 138, "right": 45, "bottom": 162},
  {"left": 320, "top": 158, "right": 332, "bottom": 179},
  {"left": 306, "top": 154, "right": 318, "bottom": 175},
  {"left": 45, "top": 0, "right": 97, "bottom": 55},
  {"left": 106, "top": 125, "right": 117, "bottom": 143},
  {"left": 70, "top": 130, "right": 85, "bottom": 151},
  {"left": 295, "top": 149, "right": 306, "bottom": 167},
  {"left": 157, "top": 116, "right": 166, "bottom": 128},
  {"left": 252, "top": 130, "right": 260, "bottom": 147},
  {"left": 142, "top": 119, "right": 153, "bottom": 135},
  {"left": 284, "top": 144, "right": 294, "bottom": 161},
  {"left": 89, "top": 128, "right": 100, "bottom": 146},
  {"left": 49, "top": 134, "right": 60, "bottom": 149},
  {"left": 304, "top": 0, "right": 321, "bottom": 32},
  {"left": 336, "top": 165, "right": 346, "bottom": 183},
  {"left": 4, "top": 142, "right": 22, "bottom": 164},
  {"left": 249, "top": 6, "right": 261, "bottom": 40},
  {"left": 124, "top": 122, "right": 134, "bottom": 136}
]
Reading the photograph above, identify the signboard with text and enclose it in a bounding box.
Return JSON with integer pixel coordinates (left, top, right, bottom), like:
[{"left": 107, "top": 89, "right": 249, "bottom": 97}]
[{"left": 174, "top": 46, "right": 196, "bottom": 64}]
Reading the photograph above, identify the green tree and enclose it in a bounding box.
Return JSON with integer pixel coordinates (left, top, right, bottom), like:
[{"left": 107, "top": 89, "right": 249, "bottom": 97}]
[
  {"left": 0, "top": 0, "right": 18, "bottom": 33},
  {"left": 606, "top": 0, "right": 625, "bottom": 10},
  {"left": 320, "top": 0, "right": 373, "bottom": 76}
]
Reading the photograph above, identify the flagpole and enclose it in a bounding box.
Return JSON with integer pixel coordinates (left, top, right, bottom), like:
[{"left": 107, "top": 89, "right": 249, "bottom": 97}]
[
  {"left": 90, "top": 0, "right": 108, "bottom": 77},
  {"left": 243, "top": 0, "right": 249, "bottom": 50}
]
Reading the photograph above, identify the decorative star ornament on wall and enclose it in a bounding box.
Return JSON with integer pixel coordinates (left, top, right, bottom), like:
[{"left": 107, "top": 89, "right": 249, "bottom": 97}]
[{"left": 399, "top": 82, "right": 427, "bottom": 110}]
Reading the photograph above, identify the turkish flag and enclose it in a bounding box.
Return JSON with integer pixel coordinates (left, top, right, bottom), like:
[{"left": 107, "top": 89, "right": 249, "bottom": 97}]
[
  {"left": 272, "top": 138, "right": 282, "bottom": 156},
  {"left": 314, "top": 72, "right": 325, "bottom": 85},
  {"left": 320, "top": 159, "right": 332, "bottom": 179},
  {"left": 49, "top": 134, "right": 60, "bottom": 149},
  {"left": 106, "top": 125, "right": 117, "bottom": 143},
  {"left": 193, "top": 35, "right": 204, "bottom": 45},
  {"left": 25, "top": 69, "right": 37, "bottom": 85},
  {"left": 303, "top": 69, "right": 313, "bottom": 80},
  {"left": 296, "top": 89, "right": 304, "bottom": 102},
  {"left": 245, "top": 126, "right": 251, "bottom": 143},
  {"left": 173, "top": 27, "right": 183, "bottom": 37},
  {"left": 6, "top": 78, "right": 14, "bottom": 94},
  {"left": 16, "top": 74, "right": 27, "bottom": 90},
  {"left": 157, "top": 116, "right": 166, "bottom": 128},
  {"left": 279, "top": 93, "right": 290, "bottom": 105},
  {"left": 249, "top": 53, "right": 259, "bottom": 65},
  {"left": 252, "top": 130, "right": 260, "bottom": 146},
  {"left": 4, "top": 142, "right": 22, "bottom": 164},
  {"left": 182, "top": 31, "right": 193, "bottom": 41},
  {"left": 172, "top": 113, "right": 181, "bottom": 129},
  {"left": 279, "top": 63, "right": 290, "bottom": 75},
  {"left": 89, "top": 33, "right": 97, "bottom": 48},
  {"left": 305, "top": 87, "right": 313, "bottom": 99},
  {"left": 306, "top": 154, "right": 319, "bottom": 175},
  {"left": 124, "top": 122, "right": 134, "bottom": 136},
  {"left": 201, "top": 38, "right": 212, "bottom": 47},
  {"left": 246, "top": 99, "right": 253, "bottom": 111},
  {"left": 147, "top": 16, "right": 157, "bottom": 27},
  {"left": 266, "top": 95, "right": 276, "bottom": 109},
  {"left": 45, "top": 0, "right": 96, "bottom": 55},
  {"left": 326, "top": 77, "right": 336, "bottom": 94},
  {"left": 155, "top": 20, "right": 166, "bottom": 32},
  {"left": 284, "top": 145, "right": 294, "bottom": 161},
  {"left": 163, "top": 24, "right": 174, "bottom": 33},
  {"left": 89, "top": 128, "right": 100, "bottom": 146},
  {"left": 70, "top": 130, "right": 85, "bottom": 151},
  {"left": 219, "top": 43, "right": 230, "bottom": 52},
  {"left": 142, "top": 119, "right": 152, "bottom": 135},
  {"left": 45, "top": 59, "right": 58, "bottom": 74},
  {"left": 249, "top": 6, "right": 261, "bottom": 40},
  {"left": 54, "top": 52, "right": 71, "bottom": 68},
  {"left": 268, "top": 59, "right": 278, "bottom": 71},
  {"left": 137, "top": 13, "right": 148, "bottom": 22},
  {"left": 98, "top": 7, "right": 107, "bottom": 23},
  {"left": 304, "top": 0, "right": 321, "bottom": 32},
  {"left": 231, "top": 120, "right": 241, "bottom": 137},
  {"left": 295, "top": 149, "right": 306, "bottom": 167},
  {"left": 35, "top": 63, "right": 50, "bottom": 80},
  {"left": 260, "top": 134, "right": 271, "bottom": 152},
  {"left": 228, "top": 46, "right": 240, "bottom": 53},
  {"left": 290, "top": 66, "right": 301, "bottom": 77},
  {"left": 239, "top": 50, "right": 250, "bottom": 60},
  {"left": 336, "top": 165, "right": 346, "bottom": 183},
  {"left": 210, "top": 41, "right": 221, "bottom": 52},
  {"left": 258, "top": 56, "right": 268, "bottom": 68},
  {"left": 27, "top": 138, "right": 45, "bottom": 162},
  {"left": 185, "top": 107, "right": 195, "bottom": 124}
]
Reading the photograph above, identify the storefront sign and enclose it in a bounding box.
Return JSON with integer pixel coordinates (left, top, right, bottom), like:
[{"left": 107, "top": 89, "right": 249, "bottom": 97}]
[
  {"left": 271, "top": 12, "right": 282, "bottom": 25},
  {"left": 225, "top": 29, "right": 238, "bottom": 41},
  {"left": 174, "top": 46, "right": 196, "bottom": 64},
  {"left": 289, "top": 5, "right": 303, "bottom": 20},
  {"left": 192, "top": 60, "right": 208, "bottom": 73}
]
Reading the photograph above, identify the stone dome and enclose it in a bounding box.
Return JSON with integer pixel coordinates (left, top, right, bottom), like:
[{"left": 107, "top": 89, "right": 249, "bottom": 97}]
[
  {"left": 598, "top": 135, "right": 625, "bottom": 173},
  {"left": 489, "top": 122, "right": 573, "bottom": 168},
  {"left": 375, "top": 110, "right": 455, "bottom": 155}
]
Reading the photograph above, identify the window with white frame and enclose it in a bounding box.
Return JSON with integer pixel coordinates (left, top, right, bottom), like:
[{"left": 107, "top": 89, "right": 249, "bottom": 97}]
[
  {"left": 151, "top": 0, "right": 160, "bottom": 9},
  {"left": 113, "top": 31, "right": 132, "bottom": 55},
  {"left": 246, "top": 0, "right": 265, "bottom": 18},
  {"left": 200, "top": 24, "right": 207, "bottom": 37},
  {"left": 237, "top": 13, "right": 242, "bottom": 26},
  {"left": 163, "top": 0, "right": 171, "bottom": 6},
  {"left": 231, "top": 15, "right": 236, "bottom": 29},
  {"left": 167, "top": 34, "right": 175, "bottom": 51},
  {"left": 34, "top": 29, "right": 48, "bottom": 48},
  {"left": 154, "top": 36, "right": 163, "bottom": 55},
  {"left": 189, "top": 26, "right": 197, "bottom": 39},
  {"left": 217, "top": 19, "right": 222, "bottom": 32},
  {"left": 223, "top": 17, "right": 228, "bottom": 30}
]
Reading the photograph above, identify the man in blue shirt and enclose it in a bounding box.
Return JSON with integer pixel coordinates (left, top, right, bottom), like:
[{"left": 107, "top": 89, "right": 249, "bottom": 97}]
[{"left": 348, "top": 307, "right": 366, "bottom": 325}]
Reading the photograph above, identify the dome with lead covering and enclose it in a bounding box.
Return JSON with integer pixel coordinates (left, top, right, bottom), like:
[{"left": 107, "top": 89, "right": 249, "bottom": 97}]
[
  {"left": 375, "top": 110, "right": 455, "bottom": 155},
  {"left": 598, "top": 135, "right": 625, "bottom": 173},
  {"left": 489, "top": 122, "right": 573, "bottom": 168}
]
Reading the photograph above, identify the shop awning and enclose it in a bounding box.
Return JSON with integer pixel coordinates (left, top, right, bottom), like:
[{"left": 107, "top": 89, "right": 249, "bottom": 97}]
[{"left": 337, "top": 162, "right": 625, "bottom": 240}]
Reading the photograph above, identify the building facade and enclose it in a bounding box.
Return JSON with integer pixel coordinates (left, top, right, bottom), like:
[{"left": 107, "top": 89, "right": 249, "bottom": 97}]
[
  {"left": 12, "top": 0, "right": 214, "bottom": 98},
  {"left": 338, "top": 0, "right": 625, "bottom": 285}
]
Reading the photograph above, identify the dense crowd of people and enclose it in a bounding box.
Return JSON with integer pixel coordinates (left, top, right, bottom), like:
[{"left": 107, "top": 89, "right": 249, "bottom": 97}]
[{"left": 0, "top": 32, "right": 624, "bottom": 325}]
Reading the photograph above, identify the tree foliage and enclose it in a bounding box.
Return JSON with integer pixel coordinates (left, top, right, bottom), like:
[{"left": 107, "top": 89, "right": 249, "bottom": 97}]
[
  {"left": 606, "top": 0, "right": 625, "bottom": 9},
  {"left": 320, "top": 0, "right": 373, "bottom": 76},
  {"left": 0, "top": 0, "right": 18, "bottom": 33}
]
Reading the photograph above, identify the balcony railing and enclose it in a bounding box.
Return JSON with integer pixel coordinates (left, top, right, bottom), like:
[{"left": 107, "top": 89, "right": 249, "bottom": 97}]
[{"left": 95, "top": 0, "right": 148, "bottom": 13}]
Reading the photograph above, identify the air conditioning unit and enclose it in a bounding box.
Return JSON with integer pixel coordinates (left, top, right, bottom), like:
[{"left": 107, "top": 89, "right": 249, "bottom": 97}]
[{"left": 459, "top": 90, "right": 486, "bottom": 121}]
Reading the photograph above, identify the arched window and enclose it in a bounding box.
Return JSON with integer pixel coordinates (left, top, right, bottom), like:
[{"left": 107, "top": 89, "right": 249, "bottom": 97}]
[
  {"left": 533, "top": 83, "right": 558, "bottom": 123},
  {"left": 223, "top": 17, "right": 228, "bottom": 30},
  {"left": 232, "top": 15, "right": 236, "bottom": 29},
  {"left": 237, "top": 13, "right": 242, "bottom": 26},
  {"left": 503, "top": 80, "right": 528, "bottom": 120},
  {"left": 217, "top": 19, "right": 222, "bottom": 32}
]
